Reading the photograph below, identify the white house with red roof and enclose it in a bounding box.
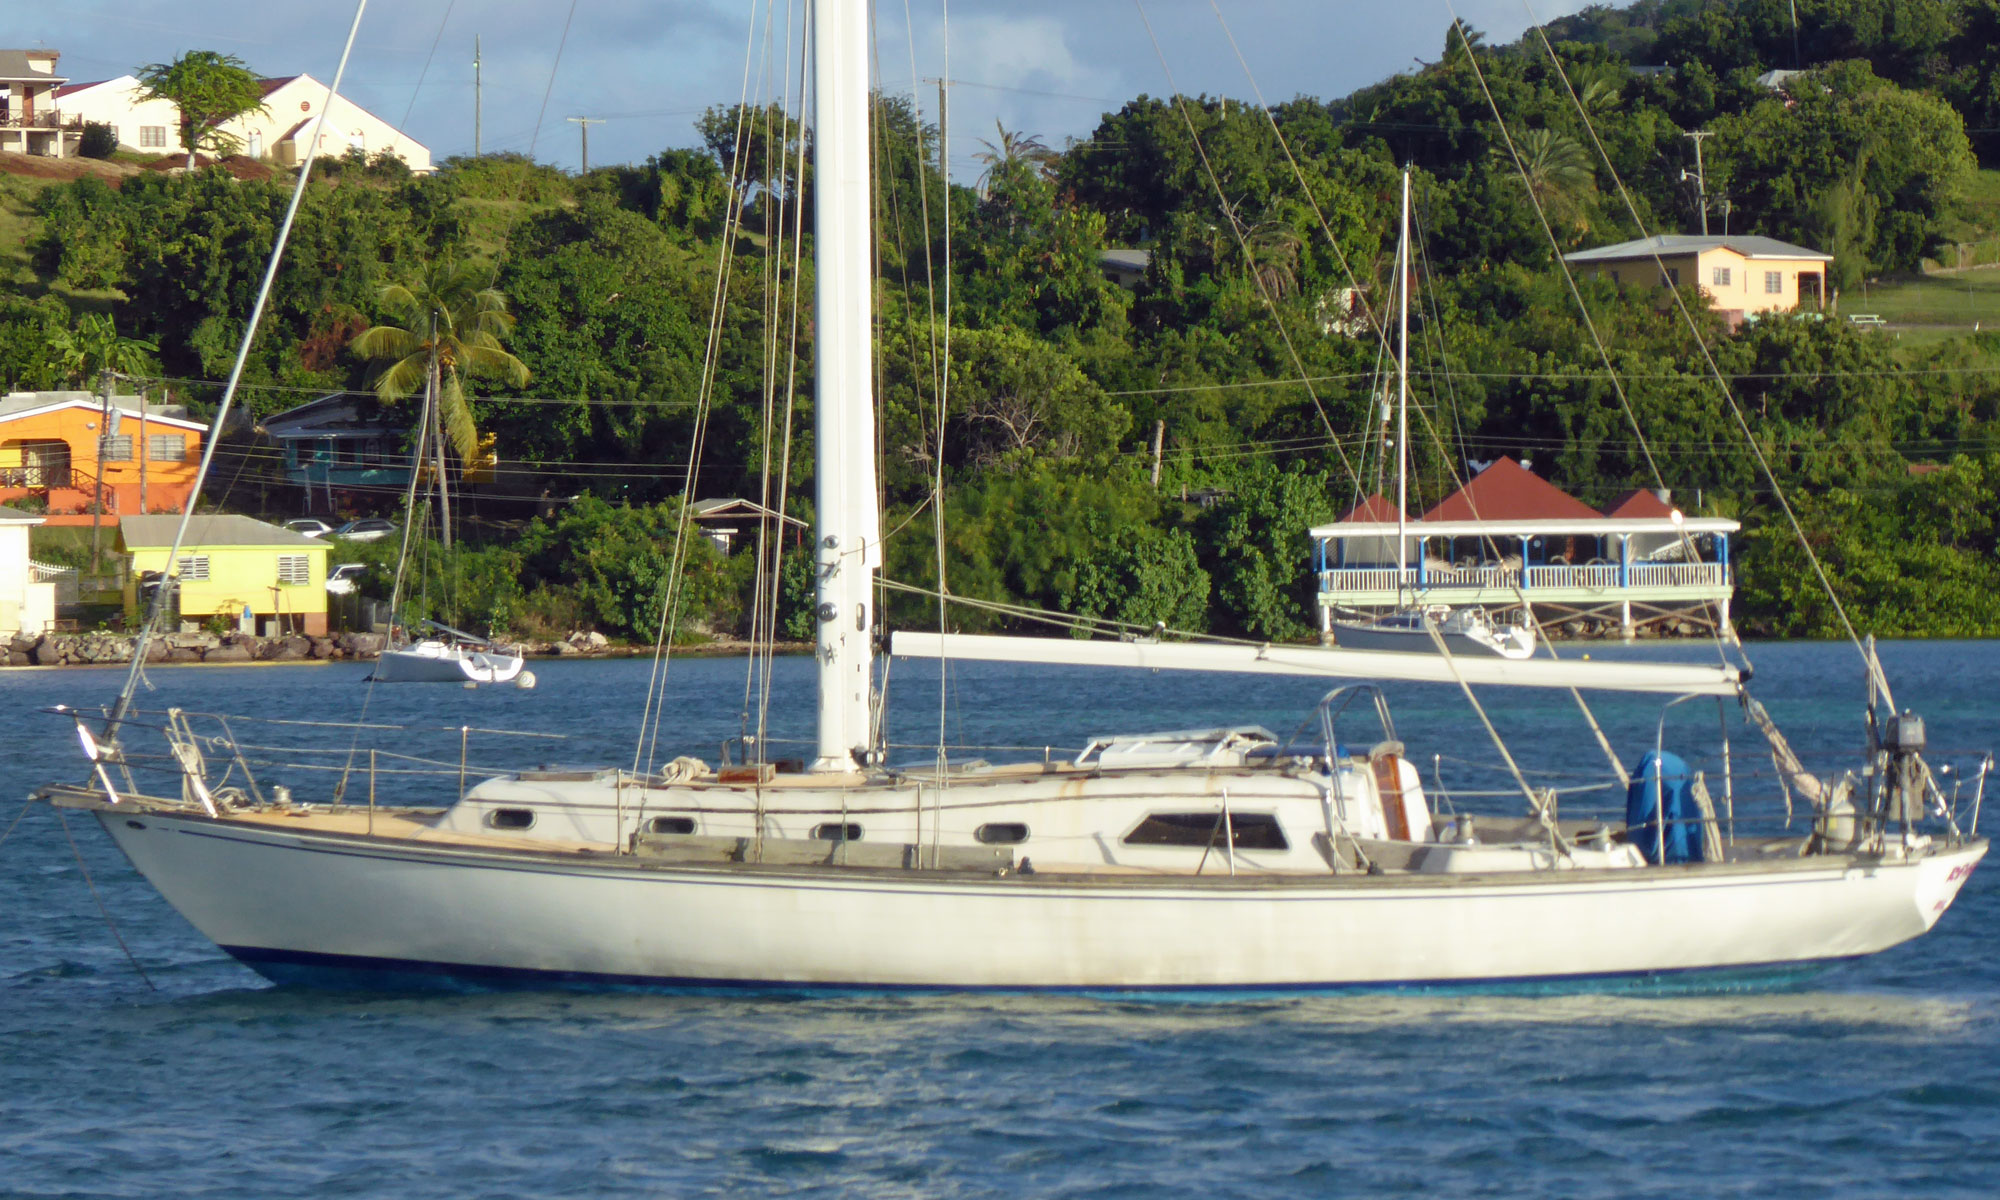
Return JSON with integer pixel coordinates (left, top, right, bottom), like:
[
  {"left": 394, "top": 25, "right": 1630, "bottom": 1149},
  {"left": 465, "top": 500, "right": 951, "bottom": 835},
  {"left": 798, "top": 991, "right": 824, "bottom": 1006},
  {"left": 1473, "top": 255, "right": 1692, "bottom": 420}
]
[
  {"left": 52, "top": 70, "right": 430, "bottom": 171},
  {"left": 1310, "top": 457, "right": 1740, "bottom": 638}
]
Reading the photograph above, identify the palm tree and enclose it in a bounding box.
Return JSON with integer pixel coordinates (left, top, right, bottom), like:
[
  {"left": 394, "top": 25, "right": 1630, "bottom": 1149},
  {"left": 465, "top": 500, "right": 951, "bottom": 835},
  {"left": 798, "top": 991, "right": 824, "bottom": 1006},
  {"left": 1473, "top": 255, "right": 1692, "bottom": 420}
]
[
  {"left": 1494, "top": 127, "right": 1596, "bottom": 232},
  {"left": 351, "top": 261, "right": 529, "bottom": 547},
  {"left": 972, "top": 121, "right": 1057, "bottom": 196}
]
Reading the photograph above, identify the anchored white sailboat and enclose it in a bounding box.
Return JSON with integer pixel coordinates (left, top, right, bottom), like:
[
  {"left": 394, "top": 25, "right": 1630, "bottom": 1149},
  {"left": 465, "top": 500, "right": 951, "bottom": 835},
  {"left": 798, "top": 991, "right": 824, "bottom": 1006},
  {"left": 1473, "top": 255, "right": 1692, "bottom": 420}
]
[{"left": 34, "top": 0, "right": 1985, "bottom": 993}]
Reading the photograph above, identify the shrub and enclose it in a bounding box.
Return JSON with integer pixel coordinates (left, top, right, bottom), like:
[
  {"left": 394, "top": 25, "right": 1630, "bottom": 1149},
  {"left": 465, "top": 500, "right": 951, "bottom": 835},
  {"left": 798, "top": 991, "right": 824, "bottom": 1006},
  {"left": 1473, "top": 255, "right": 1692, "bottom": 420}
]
[{"left": 78, "top": 122, "right": 119, "bottom": 159}]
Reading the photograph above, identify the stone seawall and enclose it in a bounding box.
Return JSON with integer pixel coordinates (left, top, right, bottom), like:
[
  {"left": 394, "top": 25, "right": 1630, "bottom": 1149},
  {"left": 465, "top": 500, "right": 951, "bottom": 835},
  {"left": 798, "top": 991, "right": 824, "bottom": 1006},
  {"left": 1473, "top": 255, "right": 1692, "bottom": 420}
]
[{"left": 7, "top": 631, "right": 386, "bottom": 668}]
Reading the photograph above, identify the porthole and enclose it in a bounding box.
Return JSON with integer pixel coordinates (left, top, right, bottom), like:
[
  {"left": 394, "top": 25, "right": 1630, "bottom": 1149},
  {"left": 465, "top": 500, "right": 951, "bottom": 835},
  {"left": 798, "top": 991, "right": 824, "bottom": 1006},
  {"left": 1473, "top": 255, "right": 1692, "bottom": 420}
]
[
  {"left": 1123, "top": 812, "right": 1288, "bottom": 850},
  {"left": 648, "top": 816, "right": 696, "bottom": 835},
  {"left": 488, "top": 808, "right": 535, "bottom": 830},
  {"left": 812, "top": 822, "right": 863, "bottom": 842},
  {"left": 975, "top": 822, "right": 1028, "bottom": 845}
]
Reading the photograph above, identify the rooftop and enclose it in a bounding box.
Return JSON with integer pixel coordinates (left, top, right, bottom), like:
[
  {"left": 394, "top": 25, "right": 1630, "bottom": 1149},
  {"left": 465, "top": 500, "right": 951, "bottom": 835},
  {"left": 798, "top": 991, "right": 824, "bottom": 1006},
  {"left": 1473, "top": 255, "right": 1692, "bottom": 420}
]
[
  {"left": 1563, "top": 234, "right": 1833, "bottom": 264},
  {"left": 120, "top": 514, "right": 325, "bottom": 549}
]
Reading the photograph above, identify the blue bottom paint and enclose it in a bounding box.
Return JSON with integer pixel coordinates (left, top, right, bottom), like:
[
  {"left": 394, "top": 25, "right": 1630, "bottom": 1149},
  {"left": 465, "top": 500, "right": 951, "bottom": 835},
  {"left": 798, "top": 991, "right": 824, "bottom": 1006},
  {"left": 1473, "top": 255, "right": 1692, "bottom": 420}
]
[{"left": 225, "top": 945, "right": 1848, "bottom": 1000}]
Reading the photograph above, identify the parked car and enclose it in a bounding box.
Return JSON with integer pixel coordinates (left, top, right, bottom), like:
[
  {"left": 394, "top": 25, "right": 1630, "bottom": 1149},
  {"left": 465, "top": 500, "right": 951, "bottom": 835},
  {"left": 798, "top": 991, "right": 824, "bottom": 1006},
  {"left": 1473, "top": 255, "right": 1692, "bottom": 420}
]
[
  {"left": 325, "top": 563, "right": 368, "bottom": 596},
  {"left": 283, "top": 518, "right": 335, "bottom": 538},
  {"left": 333, "top": 518, "right": 398, "bottom": 542}
]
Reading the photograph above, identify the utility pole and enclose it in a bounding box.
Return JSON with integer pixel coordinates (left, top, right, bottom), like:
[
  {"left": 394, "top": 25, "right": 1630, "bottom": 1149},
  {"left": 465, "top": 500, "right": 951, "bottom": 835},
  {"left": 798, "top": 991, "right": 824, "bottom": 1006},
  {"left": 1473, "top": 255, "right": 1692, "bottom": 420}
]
[
  {"left": 1150, "top": 419, "right": 1165, "bottom": 488},
  {"left": 1683, "top": 130, "right": 1712, "bottom": 235},
  {"left": 90, "top": 369, "right": 114, "bottom": 572},
  {"left": 566, "top": 115, "right": 603, "bottom": 173},
  {"left": 474, "top": 35, "right": 482, "bottom": 157}
]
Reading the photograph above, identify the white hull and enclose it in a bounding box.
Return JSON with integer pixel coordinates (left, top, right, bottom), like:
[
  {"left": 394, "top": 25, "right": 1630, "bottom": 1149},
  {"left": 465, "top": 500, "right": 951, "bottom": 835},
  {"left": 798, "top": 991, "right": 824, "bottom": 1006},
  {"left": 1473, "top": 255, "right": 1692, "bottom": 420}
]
[
  {"left": 1330, "top": 622, "right": 1531, "bottom": 659},
  {"left": 371, "top": 640, "right": 525, "bottom": 684},
  {"left": 92, "top": 807, "right": 1984, "bottom": 992}
]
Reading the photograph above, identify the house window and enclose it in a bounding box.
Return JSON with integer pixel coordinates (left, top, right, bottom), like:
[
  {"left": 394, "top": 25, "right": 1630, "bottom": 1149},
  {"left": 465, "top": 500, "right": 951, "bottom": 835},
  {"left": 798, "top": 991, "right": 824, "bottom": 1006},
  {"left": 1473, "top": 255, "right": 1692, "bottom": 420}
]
[
  {"left": 103, "top": 435, "right": 134, "bottom": 462},
  {"left": 1765, "top": 270, "right": 1784, "bottom": 294},
  {"left": 1661, "top": 268, "right": 1680, "bottom": 286},
  {"left": 1712, "top": 266, "right": 1732, "bottom": 287},
  {"left": 175, "top": 555, "right": 210, "bottom": 581},
  {"left": 277, "top": 554, "right": 310, "bottom": 586},
  {"left": 139, "top": 126, "right": 167, "bottom": 148},
  {"left": 149, "top": 434, "right": 188, "bottom": 462},
  {"left": 1609, "top": 270, "right": 1620, "bottom": 285}
]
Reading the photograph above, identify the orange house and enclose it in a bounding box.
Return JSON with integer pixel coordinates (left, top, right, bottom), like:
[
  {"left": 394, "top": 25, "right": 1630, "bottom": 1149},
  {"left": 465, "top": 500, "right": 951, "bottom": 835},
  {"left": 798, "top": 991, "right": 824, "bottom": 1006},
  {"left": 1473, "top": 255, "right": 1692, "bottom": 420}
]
[{"left": 0, "top": 390, "right": 206, "bottom": 520}]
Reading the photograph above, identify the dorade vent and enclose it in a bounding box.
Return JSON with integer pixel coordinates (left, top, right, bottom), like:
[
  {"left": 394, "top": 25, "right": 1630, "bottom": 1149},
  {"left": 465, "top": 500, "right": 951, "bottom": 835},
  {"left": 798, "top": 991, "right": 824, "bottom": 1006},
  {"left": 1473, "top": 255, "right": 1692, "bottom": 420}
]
[
  {"left": 812, "top": 822, "right": 863, "bottom": 842},
  {"left": 1123, "top": 812, "right": 1288, "bottom": 850},
  {"left": 488, "top": 808, "right": 535, "bottom": 830},
  {"left": 648, "top": 816, "right": 696, "bottom": 835},
  {"left": 975, "top": 822, "right": 1029, "bottom": 845}
]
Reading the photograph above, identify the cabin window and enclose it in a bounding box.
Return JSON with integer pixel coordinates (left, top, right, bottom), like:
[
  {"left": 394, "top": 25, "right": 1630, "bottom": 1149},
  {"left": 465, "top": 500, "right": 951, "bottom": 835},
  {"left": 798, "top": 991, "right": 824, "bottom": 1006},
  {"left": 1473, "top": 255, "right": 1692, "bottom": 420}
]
[
  {"left": 648, "top": 816, "right": 696, "bottom": 835},
  {"left": 139, "top": 126, "right": 167, "bottom": 148},
  {"left": 812, "top": 822, "right": 863, "bottom": 842},
  {"left": 276, "top": 554, "right": 310, "bottom": 586},
  {"left": 149, "top": 434, "right": 188, "bottom": 462},
  {"left": 1711, "top": 266, "right": 1731, "bottom": 287},
  {"left": 1765, "top": 270, "right": 1783, "bottom": 294},
  {"left": 976, "top": 822, "right": 1029, "bottom": 845},
  {"left": 103, "top": 435, "right": 134, "bottom": 462},
  {"left": 175, "top": 555, "right": 210, "bottom": 581},
  {"left": 488, "top": 808, "right": 535, "bottom": 830},
  {"left": 1123, "top": 812, "right": 1289, "bottom": 850}
]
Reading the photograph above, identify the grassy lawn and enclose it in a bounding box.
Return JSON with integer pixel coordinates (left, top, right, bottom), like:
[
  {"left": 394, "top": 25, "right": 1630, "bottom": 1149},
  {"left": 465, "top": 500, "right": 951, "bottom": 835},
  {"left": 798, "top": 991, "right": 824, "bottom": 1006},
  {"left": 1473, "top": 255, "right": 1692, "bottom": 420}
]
[
  {"left": 1850, "top": 271, "right": 2000, "bottom": 331},
  {"left": 0, "top": 173, "right": 52, "bottom": 289}
]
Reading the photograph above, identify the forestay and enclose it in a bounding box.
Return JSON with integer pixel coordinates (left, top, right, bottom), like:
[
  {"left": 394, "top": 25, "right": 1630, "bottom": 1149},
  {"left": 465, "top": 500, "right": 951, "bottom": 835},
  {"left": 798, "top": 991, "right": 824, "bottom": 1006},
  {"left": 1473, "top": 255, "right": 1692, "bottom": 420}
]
[{"left": 890, "top": 632, "right": 1742, "bottom": 695}]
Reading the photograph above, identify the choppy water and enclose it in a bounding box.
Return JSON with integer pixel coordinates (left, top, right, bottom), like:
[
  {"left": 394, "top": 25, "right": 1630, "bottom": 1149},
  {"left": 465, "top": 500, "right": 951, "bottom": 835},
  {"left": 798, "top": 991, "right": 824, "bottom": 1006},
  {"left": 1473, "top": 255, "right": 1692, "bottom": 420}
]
[{"left": 4, "top": 642, "right": 1997, "bottom": 1197}]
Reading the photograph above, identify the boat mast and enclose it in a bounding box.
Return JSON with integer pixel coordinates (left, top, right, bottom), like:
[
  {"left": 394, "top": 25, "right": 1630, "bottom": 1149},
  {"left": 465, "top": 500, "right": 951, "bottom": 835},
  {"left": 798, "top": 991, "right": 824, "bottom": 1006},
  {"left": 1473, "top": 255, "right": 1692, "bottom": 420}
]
[
  {"left": 811, "top": 0, "right": 882, "bottom": 771},
  {"left": 1395, "top": 168, "right": 1410, "bottom": 588}
]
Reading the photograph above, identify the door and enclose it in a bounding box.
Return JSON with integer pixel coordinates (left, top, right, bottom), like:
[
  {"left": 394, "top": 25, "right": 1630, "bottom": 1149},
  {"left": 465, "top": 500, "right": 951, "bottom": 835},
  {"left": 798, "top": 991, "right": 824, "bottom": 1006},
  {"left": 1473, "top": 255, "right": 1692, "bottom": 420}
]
[{"left": 247, "top": 130, "right": 262, "bottom": 159}]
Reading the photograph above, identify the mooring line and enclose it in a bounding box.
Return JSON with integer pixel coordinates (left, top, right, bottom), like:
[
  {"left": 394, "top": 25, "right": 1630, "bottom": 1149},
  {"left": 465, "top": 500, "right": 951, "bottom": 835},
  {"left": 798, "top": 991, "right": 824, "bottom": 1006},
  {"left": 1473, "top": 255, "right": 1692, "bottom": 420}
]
[{"left": 53, "top": 807, "right": 156, "bottom": 992}]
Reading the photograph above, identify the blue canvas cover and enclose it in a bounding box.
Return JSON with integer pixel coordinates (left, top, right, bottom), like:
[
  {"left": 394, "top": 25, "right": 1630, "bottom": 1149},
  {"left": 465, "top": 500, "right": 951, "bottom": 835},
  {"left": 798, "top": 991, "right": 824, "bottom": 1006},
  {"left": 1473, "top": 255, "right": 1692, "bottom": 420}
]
[{"left": 1626, "top": 749, "right": 1704, "bottom": 864}]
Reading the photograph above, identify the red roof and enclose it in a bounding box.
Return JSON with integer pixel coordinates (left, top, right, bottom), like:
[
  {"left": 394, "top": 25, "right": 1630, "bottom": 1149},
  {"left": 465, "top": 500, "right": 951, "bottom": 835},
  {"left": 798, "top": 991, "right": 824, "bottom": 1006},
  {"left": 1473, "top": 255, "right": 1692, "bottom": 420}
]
[
  {"left": 1601, "top": 489, "right": 1675, "bottom": 518},
  {"left": 1335, "top": 493, "right": 1409, "bottom": 523},
  {"left": 57, "top": 80, "right": 109, "bottom": 98},
  {"left": 1420, "top": 457, "right": 1601, "bottom": 522},
  {"left": 259, "top": 76, "right": 301, "bottom": 97}
]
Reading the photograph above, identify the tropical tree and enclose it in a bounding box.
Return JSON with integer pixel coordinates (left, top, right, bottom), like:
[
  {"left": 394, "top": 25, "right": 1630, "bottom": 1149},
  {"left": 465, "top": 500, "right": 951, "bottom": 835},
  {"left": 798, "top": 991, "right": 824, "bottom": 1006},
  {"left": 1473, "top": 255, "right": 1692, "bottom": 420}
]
[
  {"left": 1492, "top": 126, "right": 1596, "bottom": 234},
  {"left": 136, "top": 51, "right": 269, "bottom": 169},
  {"left": 351, "top": 261, "right": 530, "bottom": 544},
  {"left": 45, "top": 312, "right": 158, "bottom": 386},
  {"left": 972, "top": 121, "right": 1057, "bottom": 196}
]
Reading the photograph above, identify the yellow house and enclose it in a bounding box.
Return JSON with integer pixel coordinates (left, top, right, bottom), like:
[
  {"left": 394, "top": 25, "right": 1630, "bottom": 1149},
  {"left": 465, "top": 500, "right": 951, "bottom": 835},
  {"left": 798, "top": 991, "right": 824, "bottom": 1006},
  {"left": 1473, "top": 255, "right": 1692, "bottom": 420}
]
[
  {"left": 1563, "top": 234, "right": 1833, "bottom": 324},
  {"left": 119, "top": 515, "right": 330, "bottom": 636}
]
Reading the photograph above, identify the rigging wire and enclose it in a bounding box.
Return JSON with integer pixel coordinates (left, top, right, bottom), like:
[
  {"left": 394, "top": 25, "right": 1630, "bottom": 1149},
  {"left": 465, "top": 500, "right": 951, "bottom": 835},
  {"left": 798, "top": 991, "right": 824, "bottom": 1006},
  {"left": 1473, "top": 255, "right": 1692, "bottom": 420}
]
[
  {"left": 526, "top": 0, "right": 582, "bottom": 160},
  {"left": 1131, "top": 0, "right": 1366, "bottom": 504},
  {"left": 105, "top": 0, "right": 374, "bottom": 741},
  {"left": 1508, "top": 1, "right": 1878, "bottom": 683}
]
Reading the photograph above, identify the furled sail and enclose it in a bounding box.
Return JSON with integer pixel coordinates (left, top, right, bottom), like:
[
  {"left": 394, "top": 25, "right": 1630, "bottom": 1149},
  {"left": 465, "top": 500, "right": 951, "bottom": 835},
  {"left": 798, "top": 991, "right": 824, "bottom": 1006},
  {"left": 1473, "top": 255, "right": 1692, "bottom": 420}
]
[{"left": 890, "top": 632, "right": 1742, "bottom": 696}]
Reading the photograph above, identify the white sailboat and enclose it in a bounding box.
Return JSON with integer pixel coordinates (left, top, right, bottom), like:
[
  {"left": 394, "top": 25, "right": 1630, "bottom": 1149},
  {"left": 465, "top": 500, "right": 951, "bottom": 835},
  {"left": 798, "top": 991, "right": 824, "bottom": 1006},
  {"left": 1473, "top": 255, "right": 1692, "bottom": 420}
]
[
  {"left": 1330, "top": 172, "right": 1536, "bottom": 660},
  {"left": 35, "top": 1, "right": 1985, "bottom": 993}
]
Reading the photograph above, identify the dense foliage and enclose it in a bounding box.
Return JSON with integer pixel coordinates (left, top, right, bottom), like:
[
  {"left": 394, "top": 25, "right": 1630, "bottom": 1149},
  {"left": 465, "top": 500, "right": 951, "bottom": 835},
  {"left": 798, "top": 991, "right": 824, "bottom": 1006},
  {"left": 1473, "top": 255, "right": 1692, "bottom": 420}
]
[{"left": 13, "top": 5, "right": 2000, "bottom": 641}]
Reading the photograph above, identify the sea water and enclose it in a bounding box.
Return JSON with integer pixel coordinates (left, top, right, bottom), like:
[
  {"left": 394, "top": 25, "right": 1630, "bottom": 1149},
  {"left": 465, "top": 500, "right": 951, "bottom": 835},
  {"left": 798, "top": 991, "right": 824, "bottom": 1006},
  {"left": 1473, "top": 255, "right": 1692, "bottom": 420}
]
[{"left": 3, "top": 643, "right": 1997, "bottom": 1197}]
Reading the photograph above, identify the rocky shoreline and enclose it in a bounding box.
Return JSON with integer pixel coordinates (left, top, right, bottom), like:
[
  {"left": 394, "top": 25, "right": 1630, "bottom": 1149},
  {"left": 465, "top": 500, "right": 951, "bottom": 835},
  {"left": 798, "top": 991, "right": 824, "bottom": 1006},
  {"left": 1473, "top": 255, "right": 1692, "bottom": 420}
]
[{"left": 4, "top": 629, "right": 783, "bottom": 668}]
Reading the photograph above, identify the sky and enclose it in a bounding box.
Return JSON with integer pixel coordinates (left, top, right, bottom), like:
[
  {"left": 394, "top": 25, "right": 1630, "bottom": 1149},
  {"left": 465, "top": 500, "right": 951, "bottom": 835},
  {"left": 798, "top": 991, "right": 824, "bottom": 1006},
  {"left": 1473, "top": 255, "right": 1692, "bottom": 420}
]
[{"left": 20, "top": 0, "right": 1594, "bottom": 176}]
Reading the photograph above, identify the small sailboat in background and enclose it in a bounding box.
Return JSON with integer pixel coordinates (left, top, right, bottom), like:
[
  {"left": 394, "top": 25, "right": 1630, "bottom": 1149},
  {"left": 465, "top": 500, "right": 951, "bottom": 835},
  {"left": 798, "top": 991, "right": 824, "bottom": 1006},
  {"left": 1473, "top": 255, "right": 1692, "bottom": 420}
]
[
  {"left": 1330, "top": 604, "right": 1535, "bottom": 658},
  {"left": 1330, "top": 165, "right": 1537, "bottom": 660},
  {"left": 370, "top": 619, "right": 527, "bottom": 685}
]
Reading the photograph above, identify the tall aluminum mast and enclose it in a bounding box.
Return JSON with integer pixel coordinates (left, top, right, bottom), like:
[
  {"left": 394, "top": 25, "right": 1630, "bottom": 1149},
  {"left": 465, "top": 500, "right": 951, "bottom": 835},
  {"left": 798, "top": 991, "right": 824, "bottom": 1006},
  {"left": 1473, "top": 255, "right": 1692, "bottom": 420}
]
[{"left": 810, "top": 0, "right": 883, "bottom": 770}]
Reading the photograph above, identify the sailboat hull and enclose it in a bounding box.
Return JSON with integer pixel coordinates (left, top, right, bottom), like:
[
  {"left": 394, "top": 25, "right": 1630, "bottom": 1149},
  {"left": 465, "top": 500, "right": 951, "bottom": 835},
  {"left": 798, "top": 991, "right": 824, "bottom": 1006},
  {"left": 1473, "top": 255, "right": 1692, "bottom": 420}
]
[
  {"left": 94, "top": 809, "right": 1984, "bottom": 994},
  {"left": 371, "top": 641, "right": 526, "bottom": 684}
]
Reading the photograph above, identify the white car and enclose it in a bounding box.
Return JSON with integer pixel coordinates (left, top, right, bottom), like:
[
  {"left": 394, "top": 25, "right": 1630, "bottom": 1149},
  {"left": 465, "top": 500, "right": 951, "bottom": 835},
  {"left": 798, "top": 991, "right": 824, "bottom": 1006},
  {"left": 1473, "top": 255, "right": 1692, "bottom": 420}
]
[
  {"left": 283, "top": 518, "right": 335, "bottom": 538},
  {"left": 325, "top": 563, "right": 368, "bottom": 596},
  {"left": 333, "top": 518, "right": 399, "bottom": 542}
]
